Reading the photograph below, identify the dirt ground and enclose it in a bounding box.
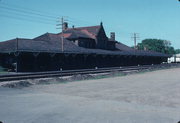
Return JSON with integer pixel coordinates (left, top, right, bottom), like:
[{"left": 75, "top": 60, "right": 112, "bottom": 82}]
[{"left": 0, "top": 67, "right": 180, "bottom": 123}]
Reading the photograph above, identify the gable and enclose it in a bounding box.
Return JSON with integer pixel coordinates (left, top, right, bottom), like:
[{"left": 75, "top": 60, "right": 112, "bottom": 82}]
[
  {"left": 96, "top": 25, "right": 107, "bottom": 38},
  {"left": 95, "top": 24, "right": 108, "bottom": 49}
]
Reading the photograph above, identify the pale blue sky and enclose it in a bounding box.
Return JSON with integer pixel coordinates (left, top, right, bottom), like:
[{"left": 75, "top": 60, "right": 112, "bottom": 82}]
[{"left": 0, "top": 0, "right": 180, "bottom": 48}]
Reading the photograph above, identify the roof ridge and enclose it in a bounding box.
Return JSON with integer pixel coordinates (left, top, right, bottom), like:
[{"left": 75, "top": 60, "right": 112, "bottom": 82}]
[
  {"left": 33, "top": 32, "right": 54, "bottom": 41},
  {"left": 15, "top": 38, "right": 32, "bottom": 40},
  {"left": 68, "top": 25, "right": 100, "bottom": 30}
]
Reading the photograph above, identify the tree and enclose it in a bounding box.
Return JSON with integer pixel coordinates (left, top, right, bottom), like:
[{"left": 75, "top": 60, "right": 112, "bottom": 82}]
[
  {"left": 175, "top": 49, "right": 180, "bottom": 54},
  {"left": 137, "top": 39, "right": 175, "bottom": 54}
]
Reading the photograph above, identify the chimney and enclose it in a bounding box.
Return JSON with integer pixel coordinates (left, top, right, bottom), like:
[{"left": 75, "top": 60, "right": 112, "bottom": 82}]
[
  {"left": 110, "top": 32, "right": 115, "bottom": 41},
  {"left": 63, "top": 22, "right": 68, "bottom": 31}
]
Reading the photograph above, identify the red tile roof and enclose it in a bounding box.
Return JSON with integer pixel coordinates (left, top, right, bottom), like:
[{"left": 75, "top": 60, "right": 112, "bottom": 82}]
[{"left": 57, "top": 25, "right": 101, "bottom": 40}]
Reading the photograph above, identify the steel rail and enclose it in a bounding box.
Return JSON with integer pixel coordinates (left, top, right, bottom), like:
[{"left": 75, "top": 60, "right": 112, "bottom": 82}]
[{"left": 0, "top": 64, "right": 178, "bottom": 82}]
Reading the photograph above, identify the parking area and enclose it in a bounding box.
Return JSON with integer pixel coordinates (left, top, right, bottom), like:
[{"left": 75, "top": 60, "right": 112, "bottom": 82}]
[{"left": 0, "top": 68, "right": 180, "bottom": 123}]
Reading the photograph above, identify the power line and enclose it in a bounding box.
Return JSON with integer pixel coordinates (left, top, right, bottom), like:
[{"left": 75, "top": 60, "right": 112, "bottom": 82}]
[
  {"left": 0, "top": 3, "right": 96, "bottom": 26},
  {"left": 0, "top": 5, "right": 57, "bottom": 20},
  {"left": 0, "top": 4, "right": 97, "bottom": 29},
  {"left": 0, "top": 9, "right": 57, "bottom": 23},
  {"left": 0, "top": 3, "right": 59, "bottom": 19},
  {"left": 0, "top": 14, "right": 55, "bottom": 25},
  {"left": 0, "top": 4, "right": 58, "bottom": 25},
  {"left": 0, "top": 2, "right": 63, "bottom": 18},
  {"left": 0, "top": 2, "right": 132, "bottom": 36}
]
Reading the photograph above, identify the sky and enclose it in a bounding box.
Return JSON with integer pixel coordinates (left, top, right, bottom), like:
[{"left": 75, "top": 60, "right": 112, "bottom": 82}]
[{"left": 0, "top": 0, "right": 180, "bottom": 49}]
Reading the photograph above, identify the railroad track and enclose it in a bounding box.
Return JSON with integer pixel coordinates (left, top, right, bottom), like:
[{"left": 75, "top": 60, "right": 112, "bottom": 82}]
[{"left": 0, "top": 64, "right": 178, "bottom": 82}]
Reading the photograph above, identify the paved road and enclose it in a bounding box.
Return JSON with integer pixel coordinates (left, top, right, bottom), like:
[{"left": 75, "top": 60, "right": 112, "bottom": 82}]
[{"left": 0, "top": 68, "right": 180, "bottom": 123}]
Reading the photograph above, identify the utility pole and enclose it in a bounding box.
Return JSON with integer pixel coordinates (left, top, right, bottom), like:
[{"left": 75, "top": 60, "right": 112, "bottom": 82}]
[
  {"left": 15, "top": 38, "right": 19, "bottom": 73},
  {"left": 56, "top": 17, "right": 68, "bottom": 52},
  {"left": 131, "top": 33, "right": 139, "bottom": 49},
  {"left": 16, "top": 38, "right": 19, "bottom": 51},
  {"left": 61, "top": 17, "right": 64, "bottom": 52}
]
